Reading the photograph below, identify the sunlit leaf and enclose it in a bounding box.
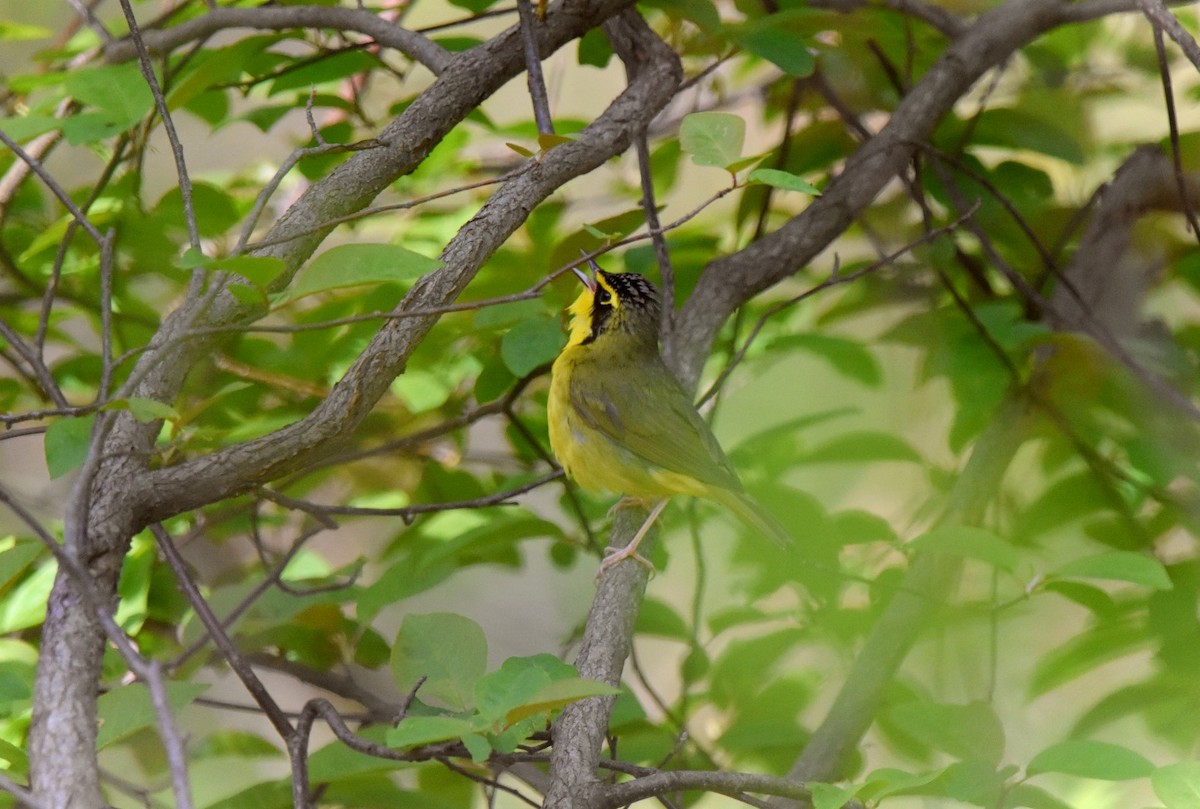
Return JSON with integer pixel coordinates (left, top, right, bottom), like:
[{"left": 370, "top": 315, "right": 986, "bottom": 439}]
[
  {"left": 500, "top": 316, "right": 563, "bottom": 377},
  {"left": 391, "top": 613, "right": 487, "bottom": 711},
  {"left": 286, "top": 243, "right": 441, "bottom": 302},
  {"left": 1053, "top": 551, "right": 1172, "bottom": 591},
  {"left": 747, "top": 167, "right": 821, "bottom": 194},
  {"left": 1026, "top": 740, "right": 1154, "bottom": 780},
  {"left": 802, "top": 431, "right": 922, "bottom": 464},
  {"left": 1153, "top": 762, "right": 1200, "bottom": 809},
  {"left": 680, "top": 112, "right": 745, "bottom": 169},
  {"left": 386, "top": 716, "right": 483, "bottom": 748},
  {"left": 910, "top": 525, "right": 1019, "bottom": 572}
]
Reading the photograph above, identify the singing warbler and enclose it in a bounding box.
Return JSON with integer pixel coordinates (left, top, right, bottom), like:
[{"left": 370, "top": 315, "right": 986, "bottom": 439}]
[{"left": 548, "top": 258, "right": 791, "bottom": 570}]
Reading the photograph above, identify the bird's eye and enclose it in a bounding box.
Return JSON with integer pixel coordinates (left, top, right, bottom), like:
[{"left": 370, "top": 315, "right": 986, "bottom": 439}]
[{"left": 596, "top": 289, "right": 612, "bottom": 305}]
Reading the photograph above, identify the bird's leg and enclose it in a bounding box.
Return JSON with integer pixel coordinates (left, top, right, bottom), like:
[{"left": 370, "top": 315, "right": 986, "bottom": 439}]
[
  {"left": 606, "top": 495, "right": 653, "bottom": 521},
  {"left": 599, "top": 498, "right": 669, "bottom": 575}
]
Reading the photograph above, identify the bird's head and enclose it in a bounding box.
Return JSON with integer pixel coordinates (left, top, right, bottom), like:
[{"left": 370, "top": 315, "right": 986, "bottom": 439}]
[{"left": 565, "top": 258, "right": 661, "bottom": 349}]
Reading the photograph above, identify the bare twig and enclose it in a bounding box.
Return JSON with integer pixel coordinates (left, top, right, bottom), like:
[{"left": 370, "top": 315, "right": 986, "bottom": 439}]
[
  {"left": 259, "top": 471, "right": 561, "bottom": 523},
  {"left": 517, "top": 0, "right": 555, "bottom": 135},
  {"left": 104, "top": 5, "right": 451, "bottom": 75},
  {"left": 634, "top": 134, "right": 675, "bottom": 336},
  {"left": 1137, "top": 0, "right": 1200, "bottom": 73},
  {"left": 1147, "top": 23, "right": 1200, "bottom": 241},
  {"left": 0, "top": 129, "right": 105, "bottom": 245},
  {"left": 0, "top": 774, "right": 46, "bottom": 809},
  {"left": 117, "top": 0, "right": 200, "bottom": 251},
  {"left": 151, "top": 525, "right": 296, "bottom": 741}
]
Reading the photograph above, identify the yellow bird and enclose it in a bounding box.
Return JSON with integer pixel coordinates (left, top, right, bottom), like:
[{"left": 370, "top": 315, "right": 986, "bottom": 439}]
[{"left": 548, "top": 258, "right": 791, "bottom": 571}]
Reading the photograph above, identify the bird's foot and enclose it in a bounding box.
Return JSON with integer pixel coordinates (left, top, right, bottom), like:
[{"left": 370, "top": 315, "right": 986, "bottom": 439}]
[
  {"left": 598, "top": 543, "right": 656, "bottom": 576},
  {"left": 595, "top": 498, "right": 669, "bottom": 578}
]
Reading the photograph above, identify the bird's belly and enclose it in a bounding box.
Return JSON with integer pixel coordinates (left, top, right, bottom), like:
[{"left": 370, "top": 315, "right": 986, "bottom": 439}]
[{"left": 548, "top": 371, "right": 674, "bottom": 497}]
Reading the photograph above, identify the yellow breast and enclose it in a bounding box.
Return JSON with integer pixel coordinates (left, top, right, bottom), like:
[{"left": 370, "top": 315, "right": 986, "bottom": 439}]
[{"left": 548, "top": 344, "right": 702, "bottom": 499}]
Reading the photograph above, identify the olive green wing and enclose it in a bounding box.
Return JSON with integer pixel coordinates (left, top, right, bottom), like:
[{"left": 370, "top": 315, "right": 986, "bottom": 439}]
[{"left": 568, "top": 355, "right": 743, "bottom": 492}]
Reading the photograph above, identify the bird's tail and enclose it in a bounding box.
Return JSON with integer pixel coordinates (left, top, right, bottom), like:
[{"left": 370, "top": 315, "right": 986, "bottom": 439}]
[{"left": 714, "top": 488, "right": 794, "bottom": 549}]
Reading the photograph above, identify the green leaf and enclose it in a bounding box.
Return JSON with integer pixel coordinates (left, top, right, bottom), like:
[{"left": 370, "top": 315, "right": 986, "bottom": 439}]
[
  {"left": 462, "top": 733, "right": 492, "bottom": 762},
  {"left": 44, "top": 413, "right": 96, "bottom": 479},
  {"left": 0, "top": 539, "right": 43, "bottom": 591},
  {"left": 155, "top": 182, "right": 239, "bottom": 239},
  {"left": 635, "top": 598, "right": 691, "bottom": 640},
  {"left": 642, "top": 0, "right": 721, "bottom": 33},
  {"left": 1002, "top": 783, "right": 1075, "bottom": 809},
  {"left": 0, "top": 19, "right": 52, "bottom": 40},
  {"left": 1053, "top": 551, "right": 1172, "bottom": 591},
  {"left": 391, "top": 612, "right": 487, "bottom": 711},
  {"left": 802, "top": 431, "right": 922, "bottom": 464},
  {"left": 386, "top": 716, "right": 483, "bottom": 748},
  {"left": 0, "top": 558, "right": 56, "bottom": 634},
  {"left": 504, "top": 678, "right": 619, "bottom": 725},
  {"left": 500, "top": 316, "right": 563, "bottom": 377},
  {"left": 733, "top": 26, "right": 814, "bottom": 77},
  {"left": 577, "top": 27, "right": 613, "bottom": 68},
  {"left": 909, "top": 525, "right": 1019, "bottom": 573},
  {"left": 1026, "top": 740, "right": 1154, "bottom": 781},
  {"left": 287, "top": 243, "right": 441, "bottom": 302},
  {"left": 680, "top": 112, "right": 745, "bottom": 169},
  {"left": 64, "top": 62, "right": 154, "bottom": 132},
  {"left": 474, "top": 654, "right": 575, "bottom": 725},
  {"left": 971, "top": 107, "right": 1085, "bottom": 165},
  {"left": 860, "top": 767, "right": 946, "bottom": 801},
  {"left": 191, "top": 731, "right": 284, "bottom": 761},
  {"left": 773, "top": 333, "right": 880, "bottom": 386},
  {"left": 809, "top": 782, "right": 858, "bottom": 809},
  {"left": 1029, "top": 621, "right": 1146, "bottom": 697},
  {"left": 209, "top": 255, "right": 286, "bottom": 290},
  {"left": 392, "top": 370, "right": 452, "bottom": 414},
  {"left": 268, "top": 50, "right": 381, "bottom": 95},
  {"left": 747, "top": 167, "right": 820, "bottom": 194},
  {"left": 96, "top": 682, "right": 210, "bottom": 749},
  {"left": 104, "top": 397, "right": 177, "bottom": 424},
  {"left": 1153, "top": 762, "right": 1200, "bottom": 809},
  {"left": 887, "top": 700, "right": 1006, "bottom": 766}
]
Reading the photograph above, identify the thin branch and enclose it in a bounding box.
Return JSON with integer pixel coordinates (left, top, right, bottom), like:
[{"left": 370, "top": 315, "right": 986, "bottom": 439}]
[
  {"left": 169, "top": 522, "right": 332, "bottom": 669},
  {"left": 242, "top": 171, "right": 516, "bottom": 253},
  {"left": 259, "top": 471, "right": 561, "bottom": 522},
  {"left": 517, "top": 0, "right": 555, "bottom": 135},
  {"left": 634, "top": 133, "right": 675, "bottom": 336},
  {"left": 0, "top": 489, "right": 194, "bottom": 809},
  {"left": 1137, "top": 0, "right": 1200, "bottom": 73},
  {"left": 602, "top": 770, "right": 813, "bottom": 809},
  {"left": 0, "top": 318, "right": 69, "bottom": 409},
  {"left": 117, "top": 0, "right": 200, "bottom": 251},
  {"left": 151, "top": 524, "right": 296, "bottom": 741},
  {"left": 1148, "top": 22, "right": 1200, "bottom": 241},
  {"left": 698, "top": 202, "right": 981, "bottom": 407},
  {"left": 0, "top": 773, "right": 45, "bottom": 809},
  {"left": 0, "top": 129, "right": 105, "bottom": 245},
  {"left": 104, "top": 5, "right": 451, "bottom": 75}
]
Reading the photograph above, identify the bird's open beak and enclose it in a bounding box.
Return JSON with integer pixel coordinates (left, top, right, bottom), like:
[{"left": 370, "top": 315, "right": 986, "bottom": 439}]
[{"left": 572, "top": 252, "right": 599, "bottom": 291}]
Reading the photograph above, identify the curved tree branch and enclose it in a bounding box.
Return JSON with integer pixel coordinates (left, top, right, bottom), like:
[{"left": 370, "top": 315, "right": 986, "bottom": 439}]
[
  {"left": 29, "top": 0, "right": 640, "bottom": 804},
  {"left": 666, "top": 0, "right": 1152, "bottom": 388},
  {"left": 104, "top": 5, "right": 453, "bottom": 75}
]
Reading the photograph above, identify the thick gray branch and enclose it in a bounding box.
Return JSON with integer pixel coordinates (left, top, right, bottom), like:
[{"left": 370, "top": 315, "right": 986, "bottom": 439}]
[
  {"left": 666, "top": 0, "right": 1147, "bottom": 388},
  {"left": 29, "top": 1, "right": 638, "bottom": 805},
  {"left": 139, "top": 6, "right": 679, "bottom": 524}
]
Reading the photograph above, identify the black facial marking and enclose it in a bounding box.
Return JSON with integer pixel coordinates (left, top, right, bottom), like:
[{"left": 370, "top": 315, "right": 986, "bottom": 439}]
[{"left": 582, "top": 270, "right": 660, "bottom": 344}]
